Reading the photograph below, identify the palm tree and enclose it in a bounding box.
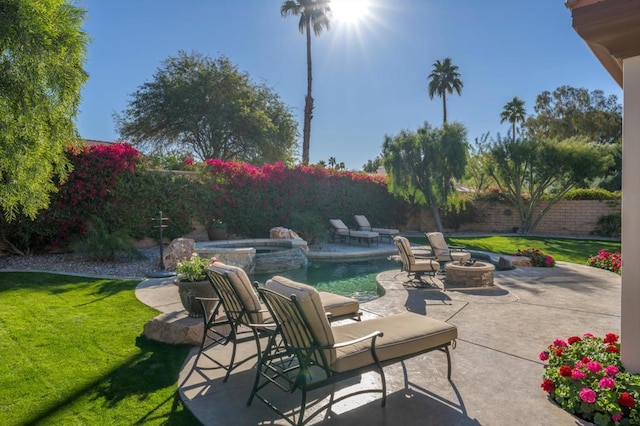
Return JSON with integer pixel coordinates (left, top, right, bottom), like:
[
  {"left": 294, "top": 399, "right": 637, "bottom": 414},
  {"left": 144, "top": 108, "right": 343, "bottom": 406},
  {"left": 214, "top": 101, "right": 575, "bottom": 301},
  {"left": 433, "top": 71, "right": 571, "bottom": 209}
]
[
  {"left": 427, "top": 57, "right": 463, "bottom": 124},
  {"left": 281, "top": 0, "right": 331, "bottom": 165},
  {"left": 500, "top": 97, "right": 526, "bottom": 141}
]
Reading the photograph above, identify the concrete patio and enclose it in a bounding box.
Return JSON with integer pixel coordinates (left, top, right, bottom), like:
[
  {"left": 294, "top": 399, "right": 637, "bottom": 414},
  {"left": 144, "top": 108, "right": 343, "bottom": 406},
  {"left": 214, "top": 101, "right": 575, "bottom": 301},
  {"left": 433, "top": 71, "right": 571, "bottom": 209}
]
[{"left": 136, "top": 251, "right": 621, "bottom": 425}]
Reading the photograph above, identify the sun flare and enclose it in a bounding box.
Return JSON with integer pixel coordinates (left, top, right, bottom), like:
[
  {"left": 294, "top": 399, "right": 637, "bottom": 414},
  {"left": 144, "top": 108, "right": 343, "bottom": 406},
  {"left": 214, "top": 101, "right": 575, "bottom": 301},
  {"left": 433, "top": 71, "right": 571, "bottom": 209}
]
[{"left": 331, "top": 0, "right": 371, "bottom": 25}]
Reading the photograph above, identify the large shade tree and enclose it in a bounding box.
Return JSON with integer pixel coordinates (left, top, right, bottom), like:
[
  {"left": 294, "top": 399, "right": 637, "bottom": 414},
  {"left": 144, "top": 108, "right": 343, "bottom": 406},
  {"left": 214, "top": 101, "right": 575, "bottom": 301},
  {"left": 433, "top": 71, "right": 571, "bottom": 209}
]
[
  {"left": 0, "top": 0, "right": 88, "bottom": 221},
  {"left": 500, "top": 97, "right": 526, "bottom": 141},
  {"left": 427, "top": 57, "right": 463, "bottom": 124},
  {"left": 117, "top": 51, "right": 298, "bottom": 165},
  {"left": 281, "top": 0, "right": 331, "bottom": 165},
  {"left": 524, "top": 85, "right": 622, "bottom": 144},
  {"left": 483, "top": 135, "right": 613, "bottom": 233},
  {"left": 382, "top": 122, "right": 468, "bottom": 232}
]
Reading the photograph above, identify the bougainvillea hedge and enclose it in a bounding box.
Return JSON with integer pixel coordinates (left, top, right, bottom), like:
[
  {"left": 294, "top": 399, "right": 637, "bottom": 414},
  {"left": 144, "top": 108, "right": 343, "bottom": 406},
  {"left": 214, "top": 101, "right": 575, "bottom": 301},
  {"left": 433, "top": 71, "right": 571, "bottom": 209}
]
[{"left": 0, "top": 144, "right": 406, "bottom": 253}]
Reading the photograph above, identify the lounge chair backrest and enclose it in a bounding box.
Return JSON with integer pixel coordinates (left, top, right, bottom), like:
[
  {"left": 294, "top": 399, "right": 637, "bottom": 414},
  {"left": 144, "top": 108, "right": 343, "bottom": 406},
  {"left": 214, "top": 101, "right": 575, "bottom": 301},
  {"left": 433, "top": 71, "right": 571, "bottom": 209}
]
[
  {"left": 393, "top": 236, "right": 416, "bottom": 267},
  {"left": 264, "top": 276, "right": 336, "bottom": 365},
  {"left": 426, "top": 232, "right": 451, "bottom": 258},
  {"left": 329, "top": 219, "right": 348, "bottom": 231},
  {"left": 206, "top": 262, "right": 265, "bottom": 324},
  {"left": 354, "top": 215, "right": 371, "bottom": 231}
]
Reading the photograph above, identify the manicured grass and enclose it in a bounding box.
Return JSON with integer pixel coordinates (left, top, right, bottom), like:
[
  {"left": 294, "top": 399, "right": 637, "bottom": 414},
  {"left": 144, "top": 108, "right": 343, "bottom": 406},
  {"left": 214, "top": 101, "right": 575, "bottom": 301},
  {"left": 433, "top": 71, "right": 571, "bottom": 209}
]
[
  {"left": 407, "top": 235, "right": 621, "bottom": 265},
  {"left": 0, "top": 272, "right": 197, "bottom": 425}
]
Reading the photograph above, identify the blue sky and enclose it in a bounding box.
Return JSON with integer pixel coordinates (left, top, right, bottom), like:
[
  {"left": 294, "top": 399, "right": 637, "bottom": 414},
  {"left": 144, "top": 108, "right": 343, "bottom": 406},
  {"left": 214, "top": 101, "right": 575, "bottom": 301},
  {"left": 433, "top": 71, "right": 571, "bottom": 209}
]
[{"left": 77, "top": 0, "right": 622, "bottom": 170}]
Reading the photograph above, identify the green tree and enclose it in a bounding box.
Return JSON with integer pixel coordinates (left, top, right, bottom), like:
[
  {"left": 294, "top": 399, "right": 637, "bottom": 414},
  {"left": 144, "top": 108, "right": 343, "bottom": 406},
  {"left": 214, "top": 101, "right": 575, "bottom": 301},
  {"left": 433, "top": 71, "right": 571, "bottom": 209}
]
[
  {"left": 484, "top": 135, "right": 613, "bottom": 233},
  {"left": 427, "top": 57, "right": 463, "bottom": 124},
  {"left": 500, "top": 97, "right": 526, "bottom": 141},
  {"left": 281, "top": 0, "right": 331, "bottom": 165},
  {"left": 382, "top": 122, "right": 468, "bottom": 232},
  {"left": 524, "top": 86, "right": 622, "bottom": 144},
  {"left": 0, "top": 0, "right": 88, "bottom": 220},
  {"left": 362, "top": 156, "right": 382, "bottom": 173},
  {"left": 116, "top": 51, "right": 298, "bottom": 165}
]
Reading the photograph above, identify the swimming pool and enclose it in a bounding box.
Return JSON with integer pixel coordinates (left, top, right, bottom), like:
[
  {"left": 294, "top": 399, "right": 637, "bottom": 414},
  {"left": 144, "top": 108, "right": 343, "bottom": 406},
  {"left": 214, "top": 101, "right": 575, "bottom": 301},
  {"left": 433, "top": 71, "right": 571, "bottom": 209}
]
[{"left": 250, "top": 258, "right": 400, "bottom": 303}]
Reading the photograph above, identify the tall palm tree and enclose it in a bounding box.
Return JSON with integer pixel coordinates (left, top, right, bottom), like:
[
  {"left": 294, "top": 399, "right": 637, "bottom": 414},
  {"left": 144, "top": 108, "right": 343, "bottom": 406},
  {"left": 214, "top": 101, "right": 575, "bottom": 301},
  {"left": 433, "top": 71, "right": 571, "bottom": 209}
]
[
  {"left": 500, "top": 97, "right": 527, "bottom": 141},
  {"left": 281, "top": 0, "right": 331, "bottom": 165},
  {"left": 427, "top": 57, "right": 463, "bottom": 124}
]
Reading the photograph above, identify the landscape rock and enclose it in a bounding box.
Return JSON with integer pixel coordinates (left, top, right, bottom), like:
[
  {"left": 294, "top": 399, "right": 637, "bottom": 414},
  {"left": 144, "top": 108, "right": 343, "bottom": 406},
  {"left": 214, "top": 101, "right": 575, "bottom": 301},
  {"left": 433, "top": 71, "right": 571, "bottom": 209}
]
[
  {"left": 270, "top": 227, "right": 301, "bottom": 240},
  {"left": 162, "top": 238, "right": 195, "bottom": 271},
  {"left": 143, "top": 312, "right": 203, "bottom": 346}
]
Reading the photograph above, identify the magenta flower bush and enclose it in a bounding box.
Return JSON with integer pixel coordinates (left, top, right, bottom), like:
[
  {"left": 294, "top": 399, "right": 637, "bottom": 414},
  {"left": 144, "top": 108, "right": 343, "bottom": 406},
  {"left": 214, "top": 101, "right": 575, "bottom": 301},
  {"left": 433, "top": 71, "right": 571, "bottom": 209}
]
[
  {"left": 588, "top": 250, "right": 622, "bottom": 275},
  {"left": 514, "top": 248, "right": 556, "bottom": 267},
  {"left": 540, "top": 333, "right": 640, "bottom": 425}
]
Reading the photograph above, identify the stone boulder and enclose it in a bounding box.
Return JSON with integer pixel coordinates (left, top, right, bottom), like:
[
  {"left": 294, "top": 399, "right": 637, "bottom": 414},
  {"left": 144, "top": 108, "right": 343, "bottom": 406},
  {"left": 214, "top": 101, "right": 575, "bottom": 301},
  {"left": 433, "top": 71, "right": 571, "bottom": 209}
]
[
  {"left": 162, "top": 238, "right": 195, "bottom": 271},
  {"left": 270, "top": 227, "right": 301, "bottom": 240}
]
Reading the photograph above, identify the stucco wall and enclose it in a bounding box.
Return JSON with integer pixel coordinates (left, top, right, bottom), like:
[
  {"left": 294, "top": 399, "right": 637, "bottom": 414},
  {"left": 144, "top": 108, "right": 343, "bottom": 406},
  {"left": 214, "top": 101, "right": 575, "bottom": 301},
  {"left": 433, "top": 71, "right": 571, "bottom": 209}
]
[{"left": 404, "top": 199, "right": 620, "bottom": 236}]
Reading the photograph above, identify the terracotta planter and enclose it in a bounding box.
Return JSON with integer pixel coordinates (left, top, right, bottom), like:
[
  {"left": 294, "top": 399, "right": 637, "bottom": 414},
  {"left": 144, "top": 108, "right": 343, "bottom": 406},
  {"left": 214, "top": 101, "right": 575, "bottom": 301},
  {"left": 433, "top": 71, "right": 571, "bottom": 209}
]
[
  {"left": 174, "top": 279, "right": 217, "bottom": 318},
  {"left": 207, "top": 227, "right": 228, "bottom": 241}
]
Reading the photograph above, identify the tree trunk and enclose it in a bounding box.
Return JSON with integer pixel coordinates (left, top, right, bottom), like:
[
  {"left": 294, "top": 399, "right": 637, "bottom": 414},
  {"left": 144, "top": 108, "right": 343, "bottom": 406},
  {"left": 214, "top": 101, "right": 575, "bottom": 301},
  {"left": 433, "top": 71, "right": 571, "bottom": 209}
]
[
  {"left": 302, "top": 21, "right": 314, "bottom": 165},
  {"left": 431, "top": 205, "right": 444, "bottom": 233},
  {"left": 442, "top": 92, "right": 447, "bottom": 124}
]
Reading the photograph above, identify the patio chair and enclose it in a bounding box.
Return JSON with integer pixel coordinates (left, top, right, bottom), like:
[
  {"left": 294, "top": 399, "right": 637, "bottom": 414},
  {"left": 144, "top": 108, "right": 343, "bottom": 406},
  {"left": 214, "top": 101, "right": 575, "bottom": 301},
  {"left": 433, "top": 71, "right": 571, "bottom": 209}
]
[
  {"left": 354, "top": 215, "right": 399, "bottom": 242},
  {"left": 329, "top": 219, "right": 379, "bottom": 247},
  {"left": 426, "top": 232, "right": 471, "bottom": 271},
  {"left": 193, "top": 261, "right": 362, "bottom": 382},
  {"left": 393, "top": 236, "right": 440, "bottom": 280},
  {"left": 248, "top": 275, "right": 457, "bottom": 425}
]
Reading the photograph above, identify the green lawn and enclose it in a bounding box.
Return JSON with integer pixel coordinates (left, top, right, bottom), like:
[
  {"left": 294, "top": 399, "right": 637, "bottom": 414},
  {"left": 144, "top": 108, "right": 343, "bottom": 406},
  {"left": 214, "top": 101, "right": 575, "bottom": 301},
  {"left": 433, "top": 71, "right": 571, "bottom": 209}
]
[
  {"left": 0, "top": 272, "right": 197, "bottom": 425},
  {"left": 407, "top": 235, "right": 620, "bottom": 265}
]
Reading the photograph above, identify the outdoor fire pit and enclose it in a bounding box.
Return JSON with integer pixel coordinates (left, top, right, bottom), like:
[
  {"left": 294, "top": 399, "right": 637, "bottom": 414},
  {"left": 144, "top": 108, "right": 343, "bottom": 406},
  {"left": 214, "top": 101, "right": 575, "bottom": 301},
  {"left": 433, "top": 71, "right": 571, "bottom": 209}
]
[{"left": 444, "top": 260, "right": 495, "bottom": 288}]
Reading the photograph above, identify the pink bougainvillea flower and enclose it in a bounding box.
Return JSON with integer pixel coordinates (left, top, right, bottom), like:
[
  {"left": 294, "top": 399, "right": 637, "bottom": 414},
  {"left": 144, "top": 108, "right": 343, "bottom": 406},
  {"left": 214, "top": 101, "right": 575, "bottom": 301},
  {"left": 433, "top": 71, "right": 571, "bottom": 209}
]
[
  {"left": 568, "top": 336, "right": 582, "bottom": 345},
  {"left": 604, "top": 365, "right": 619, "bottom": 376},
  {"left": 541, "top": 379, "right": 555, "bottom": 393},
  {"left": 586, "top": 361, "right": 602, "bottom": 373},
  {"left": 612, "top": 413, "right": 623, "bottom": 422},
  {"left": 572, "top": 370, "right": 586, "bottom": 380},
  {"left": 618, "top": 392, "right": 636, "bottom": 409},
  {"left": 539, "top": 351, "right": 549, "bottom": 361},
  {"left": 598, "top": 377, "right": 616, "bottom": 389},
  {"left": 553, "top": 339, "right": 568, "bottom": 347},
  {"left": 604, "top": 333, "right": 619, "bottom": 344},
  {"left": 559, "top": 365, "right": 572, "bottom": 377},
  {"left": 579, "top": 388, "right": 597, "bottom": 403}
]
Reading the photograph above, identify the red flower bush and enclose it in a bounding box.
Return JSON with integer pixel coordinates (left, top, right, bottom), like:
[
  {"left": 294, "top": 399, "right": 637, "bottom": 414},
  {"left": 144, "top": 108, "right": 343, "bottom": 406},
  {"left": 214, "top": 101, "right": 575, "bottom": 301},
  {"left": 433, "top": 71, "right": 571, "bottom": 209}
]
[
  {"left": 541, "top": 333, "right": 639, "bottom": 425},
  {"left": 514, "top": 248, "right": 555, "bottom": 267},
  {"left": 588, "top": 250, "right": 622, "bottom": 274}
]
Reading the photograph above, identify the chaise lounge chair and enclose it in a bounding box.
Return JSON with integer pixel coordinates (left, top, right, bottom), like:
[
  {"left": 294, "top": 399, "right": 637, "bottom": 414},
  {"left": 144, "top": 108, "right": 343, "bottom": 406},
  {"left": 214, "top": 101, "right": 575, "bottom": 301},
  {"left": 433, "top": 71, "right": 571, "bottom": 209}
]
[
  {"left": 393, "top": 236, "right": 440, "bottom": 281},
  {"left": 354, "top": 215, "right": 399, "bottom": 242},
  {"left": 329, "top": 219, "right": 379, "bottom": 247},
  {"left": 192, "top": 261, "right": 362, "bottom": 382},
  {"left": 249, "top": 275, "right": 457, "bottom": 425},
  {"left": 426, "top": 232, "right": 472, "bottom": 271}
]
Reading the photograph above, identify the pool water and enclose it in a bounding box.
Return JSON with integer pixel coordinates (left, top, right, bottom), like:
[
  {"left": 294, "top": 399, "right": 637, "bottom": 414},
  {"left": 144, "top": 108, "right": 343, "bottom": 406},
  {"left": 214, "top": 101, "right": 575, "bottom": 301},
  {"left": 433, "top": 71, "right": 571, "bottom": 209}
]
[{"left": 251, "top": 258, "right": 399, "bottom": 303}]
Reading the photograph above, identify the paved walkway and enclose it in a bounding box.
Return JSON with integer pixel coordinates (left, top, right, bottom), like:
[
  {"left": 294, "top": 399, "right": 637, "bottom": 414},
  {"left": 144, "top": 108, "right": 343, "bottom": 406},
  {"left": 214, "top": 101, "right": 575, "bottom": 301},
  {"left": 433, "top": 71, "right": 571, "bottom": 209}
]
[{"left": 136, "top": 255, "right": 621, "bottom": 425}]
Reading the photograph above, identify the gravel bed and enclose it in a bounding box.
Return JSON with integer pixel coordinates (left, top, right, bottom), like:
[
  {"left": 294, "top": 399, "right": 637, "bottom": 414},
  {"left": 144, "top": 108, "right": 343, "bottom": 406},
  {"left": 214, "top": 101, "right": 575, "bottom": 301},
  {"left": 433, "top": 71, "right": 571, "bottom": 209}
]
[{"left": 0, "top": 247, "right": 165, "bottom": 279}]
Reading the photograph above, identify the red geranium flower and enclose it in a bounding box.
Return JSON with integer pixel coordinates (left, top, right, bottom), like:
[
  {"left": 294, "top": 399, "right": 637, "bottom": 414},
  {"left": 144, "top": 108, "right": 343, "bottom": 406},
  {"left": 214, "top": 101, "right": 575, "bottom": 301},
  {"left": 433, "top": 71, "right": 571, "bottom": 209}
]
[
  {"left": 541, "top": 379, "right": 555, "bottom": 393},
  {"left": 606, "top": 345, "right": 619, "bottom": 353},
  {"left": 618, "top": 392, "right": 636, "bottom": 409},
  {"left": 559, "top": 365, "right": 572, "bottom": 377},
  {"left": 568, "top": 336, "right": 582, "bottom": 345},
  {"left": 604, "top": 333, "right": 619, "bottom": 344},
  {"left": 555, "top": 348, "right": 563, "bottom": 357}
]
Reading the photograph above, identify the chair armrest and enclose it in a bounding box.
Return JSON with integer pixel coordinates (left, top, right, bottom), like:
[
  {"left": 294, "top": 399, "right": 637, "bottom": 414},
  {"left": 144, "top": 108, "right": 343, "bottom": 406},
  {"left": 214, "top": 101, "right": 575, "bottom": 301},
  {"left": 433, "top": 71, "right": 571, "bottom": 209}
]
[
  {"left": 448, "top": 244, "right": 466, "bottom": 251},
  {"left": 331, "top": 330, "right": 384, "bottom": 349},
  {"left": 414, "top": 254, "right": 437, "bottom": 260}
]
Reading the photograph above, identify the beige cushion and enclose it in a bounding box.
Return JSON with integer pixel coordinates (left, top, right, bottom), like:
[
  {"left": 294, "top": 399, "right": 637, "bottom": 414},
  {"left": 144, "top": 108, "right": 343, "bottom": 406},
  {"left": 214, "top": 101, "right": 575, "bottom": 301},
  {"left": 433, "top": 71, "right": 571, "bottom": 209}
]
[
  {"left": 330, "top": 219, "right": 349, "bottom": 231},
  {"left": 330, "top": 312, "right": 457, "bottom": 373},
  {"left": 411, "top": 259, "right": 439, "bottom": 272},
  {"left": 450, "top": 252, "right": 472, "bottom": 262},
  {"left": 318, "top": 292, "right": 360, "bottom": 318},
  {"left": 265, "top": 276, "right": 336, "bottom": 364},
  {"left": 354, "top": 215, "right": 371, "bottom": 229},
  {"left": 208, "top": 262, "right": 266, "bottom": 324}
]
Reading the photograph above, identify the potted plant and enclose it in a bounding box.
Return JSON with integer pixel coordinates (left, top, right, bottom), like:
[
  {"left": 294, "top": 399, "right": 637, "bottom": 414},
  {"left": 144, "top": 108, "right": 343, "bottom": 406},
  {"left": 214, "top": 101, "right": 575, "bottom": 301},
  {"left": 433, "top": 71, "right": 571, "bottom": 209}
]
[
  {"left": 174, "top": 253, "right": 216, "bottom": 317},
  {"left": 206, "top": 219, "right": 228, "bottom": 241}
]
